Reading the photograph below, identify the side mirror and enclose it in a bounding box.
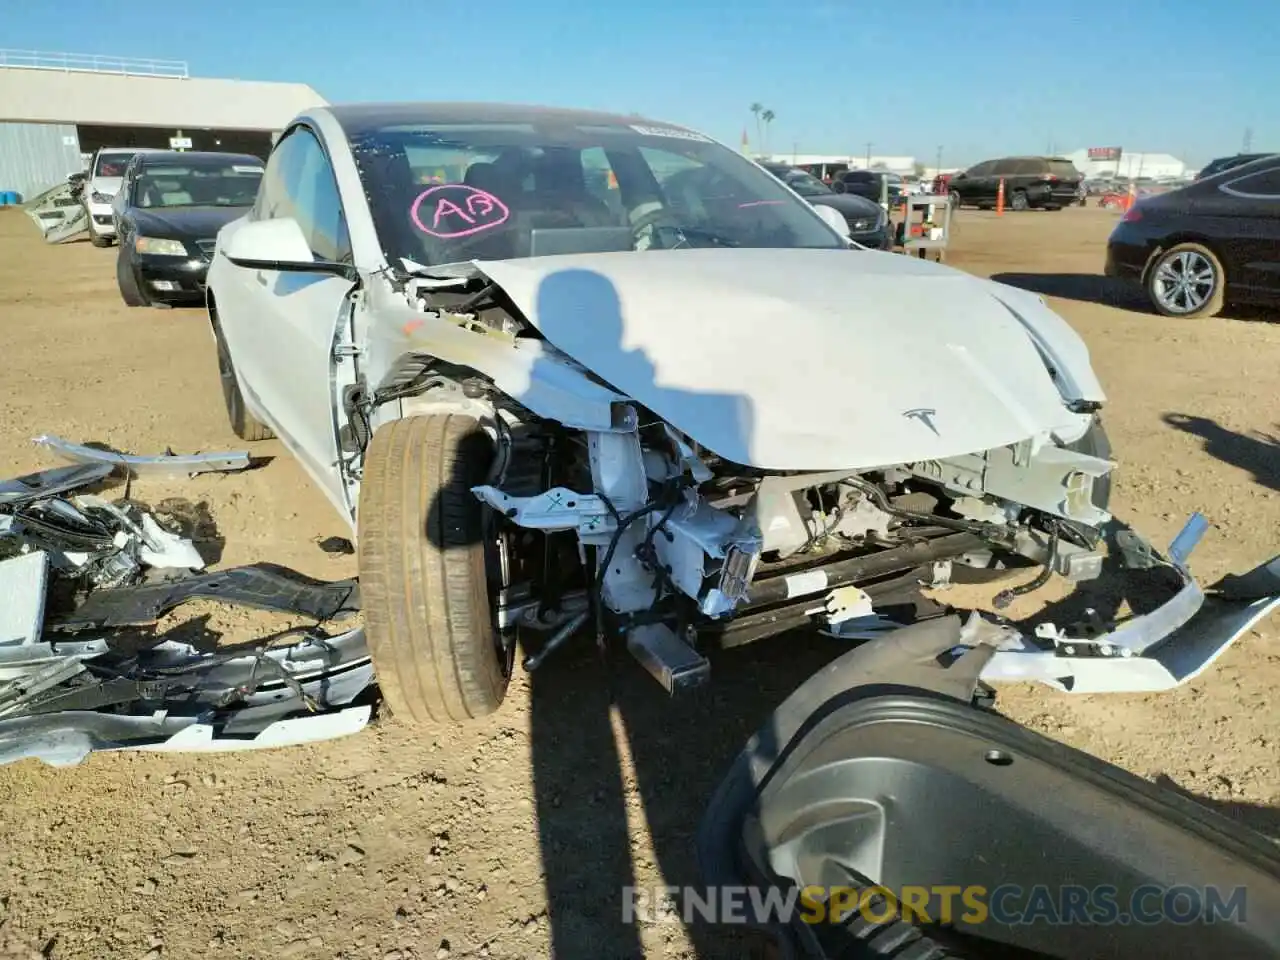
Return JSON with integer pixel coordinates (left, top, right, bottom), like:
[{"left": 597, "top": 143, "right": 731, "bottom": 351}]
[
  {"left": 812, "top": 203, "right": 851, "bottom": 239},
  {"left": 221, "top": 217, "right": 356, "bottom": 280}
]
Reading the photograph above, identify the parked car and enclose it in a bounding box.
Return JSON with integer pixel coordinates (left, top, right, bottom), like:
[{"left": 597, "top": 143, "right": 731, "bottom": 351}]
[
  {"left": 759, "top": 162, "right": 891, "bottom": 248},
  {"left": 948, "top": 156, "right": 1082, "bottom": 211},
  {"left": 83, "top": 147, "right": 166, "bottom": 247},
  {"left": 1105, "top": 155, "right": 1280, "bottom": 317},
  {"left": 207, "top": 101, "right": 1258, "bottom": 725},
  {"left": 112, "top": 151, "right": 263, "bottom": 307},
  {"left": 1195, "top": 153, "right": 1276, "bottom": 180},
  {"left": 832, "top": 169, "right": 902, "bottom": 204}
]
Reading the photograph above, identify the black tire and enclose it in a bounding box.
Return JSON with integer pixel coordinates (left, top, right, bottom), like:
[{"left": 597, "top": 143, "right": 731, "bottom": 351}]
[
  {"left": 358, "top": 415, "right": 510, "bottom": 725},
  {"left": 116, "top": 248, "right": 148, "bottom": 306},
  {"left": 1065, "top": 414, "right": 1112, "bottom": 512},
  {"left": 1145, "top": 242, "right": 1226, "bottom": 319},
  {"left": 1010, "top": 190, "right": 1030, "bottom": 211},
  {"left": 91, "top": 231, "right": 112, "bottom": 248},
  {"left": 213, "top": 323, "right": 274, "bottom": 440}
]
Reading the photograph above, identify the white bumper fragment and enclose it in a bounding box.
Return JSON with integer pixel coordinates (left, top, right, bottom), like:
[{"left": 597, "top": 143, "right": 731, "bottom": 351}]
[{"left": 978, "top": 514, "right": 1280, "bottom": 693}]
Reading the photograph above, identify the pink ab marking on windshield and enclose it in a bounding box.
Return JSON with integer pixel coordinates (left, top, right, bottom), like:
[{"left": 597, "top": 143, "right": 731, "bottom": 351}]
[{"left": 410, "top": 184, "right": 511, "bottom": 238}]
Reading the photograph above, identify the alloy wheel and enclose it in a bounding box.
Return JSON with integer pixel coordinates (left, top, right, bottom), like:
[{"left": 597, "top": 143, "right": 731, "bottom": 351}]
[{"left": 1153, "top": 250, "right": 1215, "bottom": 315}]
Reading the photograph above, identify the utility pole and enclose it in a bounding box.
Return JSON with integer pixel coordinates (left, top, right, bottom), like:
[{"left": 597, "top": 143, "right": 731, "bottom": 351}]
[
  {"left": 865, "top": 142, "right": 872, "bottom": 169},
  {"left": 792, "top": 140, "right": 798, "bottom": 163},
  {"left": 1243, "top": 127, "right": 1253, "bottom": 152},
  {"left": 935, "top": 145, "right": 943, "bottom": 175}
]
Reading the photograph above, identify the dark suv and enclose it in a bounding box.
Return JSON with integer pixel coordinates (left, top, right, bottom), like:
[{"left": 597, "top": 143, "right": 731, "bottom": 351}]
[
  {"left": 948, "top": 156, "right": 1082, "bottom": 211},
  {"left": 831, "top": 169, "right": 903, "bottom": 204}
]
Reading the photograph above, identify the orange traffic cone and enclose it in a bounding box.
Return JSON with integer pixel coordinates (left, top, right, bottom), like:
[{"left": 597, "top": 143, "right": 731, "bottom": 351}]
[
  {"left": 996, "top": 178, "right": 1006, "bottom": 216},
  {"left": 1125, "top": 179, "right": 1137, "bottom": 211}
]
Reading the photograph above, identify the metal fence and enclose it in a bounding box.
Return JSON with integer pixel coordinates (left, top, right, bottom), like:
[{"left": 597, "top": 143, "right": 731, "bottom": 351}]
[{"left": 0, "top": 49, "right": 188, "bottom": 79}]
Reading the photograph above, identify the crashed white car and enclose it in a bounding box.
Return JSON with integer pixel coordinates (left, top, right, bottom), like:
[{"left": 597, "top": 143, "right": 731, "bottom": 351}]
[{"left": 205, "top": 103, "right": 1279, "bottom": 725}]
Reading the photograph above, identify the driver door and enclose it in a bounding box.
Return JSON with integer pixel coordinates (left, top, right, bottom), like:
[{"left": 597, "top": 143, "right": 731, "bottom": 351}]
[{"left": 217, "top": 125, "right": 357, "bottom": 520}]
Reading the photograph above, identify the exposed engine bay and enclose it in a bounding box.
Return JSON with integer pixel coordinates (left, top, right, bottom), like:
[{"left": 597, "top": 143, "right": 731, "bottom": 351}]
[{"left": 340, "top": 271, "right": 1143, "bottom": 694}]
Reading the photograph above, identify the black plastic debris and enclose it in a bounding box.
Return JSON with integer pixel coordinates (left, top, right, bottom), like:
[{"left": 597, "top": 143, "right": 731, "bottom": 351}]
[{"left": 52, "top": 565, "right": 361, "bottom": 630}]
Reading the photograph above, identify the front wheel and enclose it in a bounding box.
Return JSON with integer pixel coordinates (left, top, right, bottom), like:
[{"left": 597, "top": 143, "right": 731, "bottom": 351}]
[
  {"left": 1146, "top": 242, "right": 1225, "bottom": 318},
  {"left": 358, "top": 415, "right": 512, "bottom": 726},
  {"left": 116, "top": 248, "right": 148, "bottom": 306},
  {"left": 1010, "top": 190, "right": 1030, "bottom": 211}
]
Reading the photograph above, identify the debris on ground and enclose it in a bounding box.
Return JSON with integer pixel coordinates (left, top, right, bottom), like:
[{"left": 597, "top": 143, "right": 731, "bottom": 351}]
[
  {"left": 32, "top": 433, "right": 252, "bottom": 478},
  {"left": 0, "top": 464, "right": 373, "bottom": 767}
]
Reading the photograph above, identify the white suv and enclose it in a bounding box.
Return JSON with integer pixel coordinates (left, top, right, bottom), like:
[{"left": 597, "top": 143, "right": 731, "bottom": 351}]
[{"left": 84, "top": 147, "right": 165, "bottom": 247}]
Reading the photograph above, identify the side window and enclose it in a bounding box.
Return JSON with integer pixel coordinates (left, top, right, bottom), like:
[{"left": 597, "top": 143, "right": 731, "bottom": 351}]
[
  {"left": 255, "top": 133, "right": 299, "bottom": 220},
  {"left": 580, "top": 147, "right": 625, "bottom": 218},
  {"left": 1220, "top": 165, "right": 1280, "bottom": 198},
  {"left": 1010, "top": 159, "right": 1040, "bottom": 175},
  {"left": 255, "top": 127, "right": 351, "bottom": 262},
  {"left": 967, "top": 161, "right": 995, "bottom": 177},
  {"left": 991, "top": 159, "right": 1017, "bottom": 176}
]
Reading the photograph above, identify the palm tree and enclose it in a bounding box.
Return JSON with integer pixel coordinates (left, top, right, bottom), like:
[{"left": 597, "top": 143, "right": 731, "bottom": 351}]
[
  {"left": 761, "top": 109, "right": 776, "bottom": 154},
  {"left": 749, "top": 103, "right": 763, "bottom": 151}
]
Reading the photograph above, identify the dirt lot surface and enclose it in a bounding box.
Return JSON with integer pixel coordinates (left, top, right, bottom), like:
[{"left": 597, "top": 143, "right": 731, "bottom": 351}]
[{"left": 0, "top": 206, "right": 1276, "bottom": 960}]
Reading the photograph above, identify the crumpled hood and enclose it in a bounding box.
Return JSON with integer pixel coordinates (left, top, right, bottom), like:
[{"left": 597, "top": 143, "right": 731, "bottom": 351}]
[{"left": 476, "top": 248, "right": 1103, "bottom": 471}]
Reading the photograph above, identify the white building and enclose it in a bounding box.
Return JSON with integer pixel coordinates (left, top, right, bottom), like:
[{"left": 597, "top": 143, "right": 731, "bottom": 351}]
[
  {"left": 0, "top": 49, "right": 324, "bottom": 201},
  {"left": 1064, "top": 148, "right": 1187, "bottom": 180}
]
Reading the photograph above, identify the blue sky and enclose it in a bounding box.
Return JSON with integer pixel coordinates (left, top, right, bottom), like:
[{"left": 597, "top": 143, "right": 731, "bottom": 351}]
[{"left": 9, "top": 0, "right": 1276, "bottom": 166}]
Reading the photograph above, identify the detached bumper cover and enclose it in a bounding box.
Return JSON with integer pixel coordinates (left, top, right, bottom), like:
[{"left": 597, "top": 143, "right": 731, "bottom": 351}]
[
  {"left": 0, "top": 626, "right": 374, "bottom": 767},
  {"left": 977, "top": 514, "right": 1279, "bottom": 693}
]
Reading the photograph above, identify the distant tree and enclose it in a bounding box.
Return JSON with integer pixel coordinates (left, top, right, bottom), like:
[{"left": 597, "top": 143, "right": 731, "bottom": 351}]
[
  {"left": 750, "top": 103, "right": 763, "bottom": 150},
  {"left": 761, "top": 109, "right": 775, "bottom": 153}
]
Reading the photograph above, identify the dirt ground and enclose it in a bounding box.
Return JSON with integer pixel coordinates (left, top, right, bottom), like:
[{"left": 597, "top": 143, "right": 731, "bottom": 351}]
[{"left": 0, "top": 206, "right": 1276, "bottom": 960}]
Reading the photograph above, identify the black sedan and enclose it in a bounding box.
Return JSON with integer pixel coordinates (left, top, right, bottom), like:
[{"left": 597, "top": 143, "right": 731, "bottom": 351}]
[
  {"left": 112, "top": 151, "right": 263, "bottom": 307},
  {"left": 760, "top": 164, "right": 891, "bottom": 249},
  {"left": 1105, "top": 155, "right": 1280, "bottom": 318}
]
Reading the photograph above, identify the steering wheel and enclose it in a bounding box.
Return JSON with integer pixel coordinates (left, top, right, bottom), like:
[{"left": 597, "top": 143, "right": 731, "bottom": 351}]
[{"left": 630, "top": 206, "right": 685, "bottom": 248}]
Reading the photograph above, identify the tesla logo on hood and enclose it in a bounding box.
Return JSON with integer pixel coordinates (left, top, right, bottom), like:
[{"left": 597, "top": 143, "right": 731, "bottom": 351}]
[{"left": 903, "top": 408, "right": 940, "bottom": 436}]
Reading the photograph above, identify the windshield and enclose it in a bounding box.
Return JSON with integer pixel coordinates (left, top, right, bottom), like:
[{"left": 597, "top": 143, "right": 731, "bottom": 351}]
[
  {"left": 94, "top": 153, "right": 134, "bottom": 178},
  {"left": 135, "top": 162, "right": 263, "bottom": 208},
  {"left": 347, "top": 121, "right": 844, "bottom": 267},
  {"left": 780, "top": 169, "right": 831, "bottom": 197}
]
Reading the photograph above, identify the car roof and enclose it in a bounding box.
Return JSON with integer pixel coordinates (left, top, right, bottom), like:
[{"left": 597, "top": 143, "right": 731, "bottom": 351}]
[
  {"left": 136, "top": 151, "right": 263, "bottom": 167},
  {"left": 324, "top": 101, "right": 689, "bottom": 137},
  {"left": 97, "top": 147, "right": 166, "bottom": 155}
]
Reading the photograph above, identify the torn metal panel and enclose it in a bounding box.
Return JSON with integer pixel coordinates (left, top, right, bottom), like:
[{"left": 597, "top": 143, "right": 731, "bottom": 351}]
[
  {"left": 52, "top": 565, "right": 361, "bottom": 630},
  {"left": 32, "top": 434, "right": 251, "bottom": 478},
  {"left": 0, "top": 463, "right": 113, "bottom": 508}
]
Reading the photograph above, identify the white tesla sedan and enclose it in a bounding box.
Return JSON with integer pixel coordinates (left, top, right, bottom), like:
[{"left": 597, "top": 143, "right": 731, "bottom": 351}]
[{"left": 205, "top": 102, "right": 1279, "bottom": 726}]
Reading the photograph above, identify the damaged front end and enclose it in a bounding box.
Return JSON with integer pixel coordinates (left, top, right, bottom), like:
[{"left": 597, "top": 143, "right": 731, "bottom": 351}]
[{"left": 349, "top": 270, "right": 1279, "bottom": 699}]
